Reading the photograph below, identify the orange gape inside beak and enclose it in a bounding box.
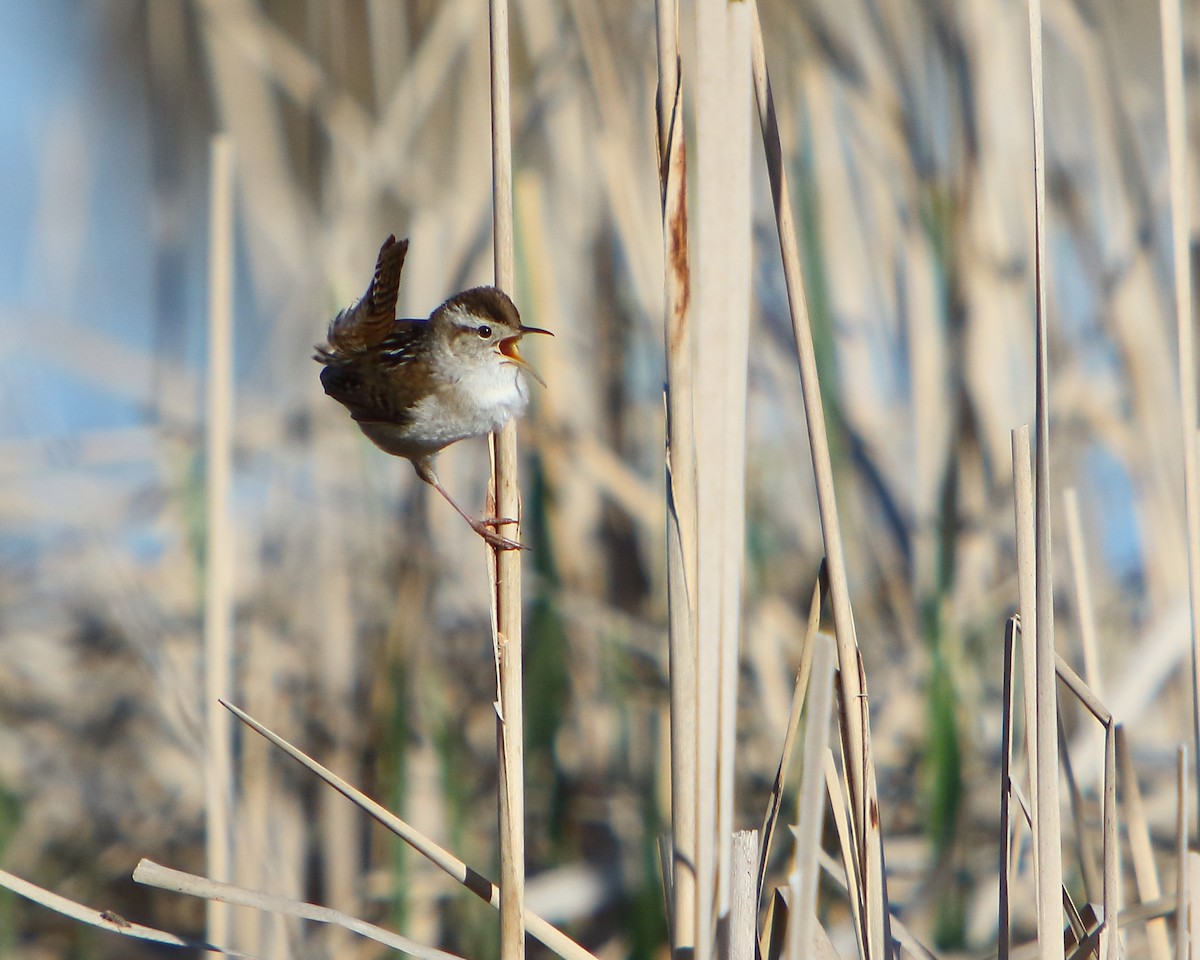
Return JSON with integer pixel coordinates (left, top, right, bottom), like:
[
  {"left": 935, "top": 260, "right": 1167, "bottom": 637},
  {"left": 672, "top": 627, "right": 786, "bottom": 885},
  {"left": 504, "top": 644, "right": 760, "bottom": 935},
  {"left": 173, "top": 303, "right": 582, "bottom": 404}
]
[{"left": 499, "top": 327, "right": 552, "bottom": 387}]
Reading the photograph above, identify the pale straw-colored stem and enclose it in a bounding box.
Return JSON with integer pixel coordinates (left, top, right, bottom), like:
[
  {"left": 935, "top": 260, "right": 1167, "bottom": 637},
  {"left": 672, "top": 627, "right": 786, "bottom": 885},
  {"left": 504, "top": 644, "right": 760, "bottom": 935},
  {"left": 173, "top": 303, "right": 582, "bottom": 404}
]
[
  {"left": 1116, "top": 725, "right": 1172, "bottom": 960},
  {"left": 789, "top": 633, "right": 836, "bottom": 960},
  {"left": 1000, "top": 618, "right": 1018, "bottom": 960},
  {"left": 1159, "top": 0, "right": 1200, "bottom": 823},
  {"left": 220, "top": 700, "right": 599, "bottom": 960},
  {"left": 204, "top": 133, "right": 236, "bottom": 950},
  {"left": 1026, "top": 0, "right": 1063, "bottom": 949},
  {"left": 0, "top": 868, "right": 237, "bottom": 956},
  {"left": 135, "top": 860, "right": 463, "bottom": 960},
  {"left": 488, "top": 3, "right": 525, "bottom": 960},
  {"left": 654, "top": 0, "right": 699, "bottom": 952},
  {"left": 1176, "top": 746, "right": 1189, "bottom": 960},
  {"left": 1013, "top": 426, "right": 1039, "bottom": 840},
  {"left": 748, "top": 0, "right": 866, "bottom": 845}
]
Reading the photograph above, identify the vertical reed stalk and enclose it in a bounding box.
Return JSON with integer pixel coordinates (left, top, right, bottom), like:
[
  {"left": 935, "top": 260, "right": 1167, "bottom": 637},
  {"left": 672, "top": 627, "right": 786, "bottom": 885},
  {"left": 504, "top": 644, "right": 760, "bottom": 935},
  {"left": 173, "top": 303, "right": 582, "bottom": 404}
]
[
  {"left": 654, "top": 0, "right": 699, "bottom": 953},
  {"left": 488, "top": 2, "right": 525, "bottom": 958},
  {"left": 204, "top": 133, "right": 236, "bottom": 948},
  {"left": 692, "top": 0, "right": 745, "bottom": 946},
  {"left": 1176, "top": 747, "right": 1189, "bottom": 960},
  {"left": 1159, "top": 0, "right": 1200, "bottom": 822},
  {"left": 999, "top": 617, "right": 1017, "bottom": 960},
  {"left": 1101, "top": 721, "right": 1117, "bottom": 960},
  {"left": 1013, "top": 427, "right": 1039, "bottom": 846},
  {"left": 1026, "top": 0, "right": 1064, "bottom": 949},
  {"left": 715, "top": 0, "right": 752, "bottom": 921},
  {"left": 748, "top": 0, "right": 866, "bottom": 840},
  {"left": 728, "top": 831, "right": 758, "bottom": 960}
]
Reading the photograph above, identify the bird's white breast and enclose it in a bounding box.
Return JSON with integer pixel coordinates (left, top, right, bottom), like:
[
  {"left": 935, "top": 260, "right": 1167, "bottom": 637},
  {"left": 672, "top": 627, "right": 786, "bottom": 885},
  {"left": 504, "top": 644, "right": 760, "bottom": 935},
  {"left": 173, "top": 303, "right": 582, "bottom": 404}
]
[{"left": 408, "top": 360, "right": 530, "bottom": 452}]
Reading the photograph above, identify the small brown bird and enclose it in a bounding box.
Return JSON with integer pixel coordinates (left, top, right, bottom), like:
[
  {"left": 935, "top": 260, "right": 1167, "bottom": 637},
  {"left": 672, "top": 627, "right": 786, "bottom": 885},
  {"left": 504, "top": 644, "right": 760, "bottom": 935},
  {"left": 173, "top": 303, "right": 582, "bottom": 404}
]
[{"left": 314, "top": 236, "right": 551, "bottom": 550}]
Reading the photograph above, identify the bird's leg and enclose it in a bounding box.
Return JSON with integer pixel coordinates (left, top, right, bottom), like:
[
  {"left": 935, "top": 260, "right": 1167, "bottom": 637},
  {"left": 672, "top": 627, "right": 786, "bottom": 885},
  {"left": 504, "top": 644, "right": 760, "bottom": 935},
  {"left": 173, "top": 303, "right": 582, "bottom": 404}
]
[{"left": 413, "top": 459, "right": 523, "bottom": 551}]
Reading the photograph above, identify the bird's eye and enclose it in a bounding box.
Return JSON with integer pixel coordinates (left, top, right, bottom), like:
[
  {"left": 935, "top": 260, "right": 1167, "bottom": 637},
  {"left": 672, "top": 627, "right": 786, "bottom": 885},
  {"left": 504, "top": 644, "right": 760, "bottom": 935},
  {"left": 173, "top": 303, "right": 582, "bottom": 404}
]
[{"left": 477, "top": 324, "right": 492, "bottom": 339}]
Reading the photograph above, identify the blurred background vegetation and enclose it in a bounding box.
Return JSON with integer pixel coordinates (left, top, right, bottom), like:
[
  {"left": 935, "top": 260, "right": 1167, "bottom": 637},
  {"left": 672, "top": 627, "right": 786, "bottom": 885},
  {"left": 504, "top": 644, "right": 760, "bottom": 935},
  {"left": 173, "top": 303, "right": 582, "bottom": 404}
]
[{"left": 0, "top": 0, "right": 1195, "bottom": 957}]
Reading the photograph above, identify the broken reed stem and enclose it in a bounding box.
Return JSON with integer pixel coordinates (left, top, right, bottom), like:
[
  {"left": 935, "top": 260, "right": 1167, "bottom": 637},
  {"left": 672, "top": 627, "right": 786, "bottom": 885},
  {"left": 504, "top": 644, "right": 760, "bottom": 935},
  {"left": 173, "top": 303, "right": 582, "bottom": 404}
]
[
  {"left": 134, "top": 860, "right": 461, "bottom": 960},
  {"left": 488, "top": 2, "right": 525, "bottom": 958},
  {"left": 654, "top": 0, "right": 699, "bottom": 953},
  {"left": 219, "top": 701, "right": 599, "bottom": 960},
  {"left": 204, "top": 133, "right": 236, "bottom": 950},
  {"left": 1159, "top": 0, "right": 1200, "bottom": 825},
  {"left": 1026, "top": 0, "right": 1064, "bottom": 949}
]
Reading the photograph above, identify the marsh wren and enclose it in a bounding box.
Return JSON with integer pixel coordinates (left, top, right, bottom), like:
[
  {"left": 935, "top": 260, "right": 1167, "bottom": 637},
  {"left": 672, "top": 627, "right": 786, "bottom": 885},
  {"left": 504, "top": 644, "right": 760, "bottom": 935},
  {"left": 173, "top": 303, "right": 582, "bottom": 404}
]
[{"left": 314, "top": 235, "right": 551, "bottom": 550}]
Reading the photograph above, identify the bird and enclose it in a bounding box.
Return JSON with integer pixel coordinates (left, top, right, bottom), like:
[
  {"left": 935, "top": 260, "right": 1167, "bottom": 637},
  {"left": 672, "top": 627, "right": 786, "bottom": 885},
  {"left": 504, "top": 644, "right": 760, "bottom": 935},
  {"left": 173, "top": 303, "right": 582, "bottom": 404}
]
[{"left": 314, "top": 235, "right": 551, "bottom": 550}]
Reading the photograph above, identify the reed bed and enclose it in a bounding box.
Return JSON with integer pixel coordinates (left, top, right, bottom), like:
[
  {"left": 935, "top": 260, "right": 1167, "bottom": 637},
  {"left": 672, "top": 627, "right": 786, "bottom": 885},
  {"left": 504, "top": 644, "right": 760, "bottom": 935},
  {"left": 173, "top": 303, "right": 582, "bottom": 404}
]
[{"left": 1, "top": 0, "right": 1199, "bottom": 959}]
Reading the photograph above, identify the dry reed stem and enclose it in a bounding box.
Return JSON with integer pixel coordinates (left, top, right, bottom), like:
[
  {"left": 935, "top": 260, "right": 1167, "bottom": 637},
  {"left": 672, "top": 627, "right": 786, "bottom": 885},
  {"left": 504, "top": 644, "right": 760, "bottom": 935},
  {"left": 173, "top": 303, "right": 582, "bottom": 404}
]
[
  {"left": 220, "top": 701, "right": 600, "bottom": 960},
  {"left": 1001, "top": 617, "right": 1018, "bottom": 960},
  {"left": 1102, "top": 723, "right": 1118, "bottom": 960},
  {"left": 757, "top": 572, "right": 823, "bottom": 903},
  {"left": 1159, "top": 0, "right": 1200, "bottom": 821},
  {"left": 1026, "top": 0, "right": 1064, "bottom": 946},
  {"left": 824, "top": 751, "right": 867, "bottom": 959},
  {"left": 789, "top": 632, "right": 836, "bottom": 960},
  {"left": 813, "top": 851, "right": 939, "bottom": 960},
  {"left": 1052, "top": 654, "right": 1119, "bottom": 960},
  {"left": 692, "top": 0, "right": 732, "bottom": 943},
  {"left": 714, "top": 1, "right": 753, "bottom": 920},
  {"left": 729, "top": 831, "right": 758, "bottom": 960},
  {"left": 654, "top": 0, "right": 698, "bottom": 949},
  {"left": 1176, "top": 746, "right": 1188, "bottom": 960},
  {"left": 1063, "top": 491, "right": 1103, "bottom": 700},
  {"left": 749, "top": 1, "right": 870, "bottom": 875},
  {"left": 134, "top": 860, "right": 463, "bottom": 960},
  {"left": 0, "top": 868, "right": 238, "bottom": 956},
  {"left": 204, "top": 133, "right": 235, "bottom": 950},
  {"left": 1007, "top": 899, "right": 1180, "bottom": 960},
  {"left": 487, "top": 2, "right": 525, "bottom": 959},
  {"left": 1116, "top": 725, "right": 1172, "bottom": 960}
]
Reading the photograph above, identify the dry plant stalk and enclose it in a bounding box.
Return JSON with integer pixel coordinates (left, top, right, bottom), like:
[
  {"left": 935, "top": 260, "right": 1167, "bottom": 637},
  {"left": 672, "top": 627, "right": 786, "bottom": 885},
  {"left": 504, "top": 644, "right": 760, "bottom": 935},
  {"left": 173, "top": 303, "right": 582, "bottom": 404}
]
[
  {"left": 747, "top": 0, "right": 871, "bottom": 875},
  {"left": 1175, "top": 747, "right": 1188, "bottom": 960},
  {"left": 0, "top": 868, "right": 237, "bottom": 956},
  {"left": 134, "top": 860, "right": 462, "bottom": 960},
  {"left": 220, "top": 701, "right": 600, "bottom": 960},
  {"left": 1025, "top": 0, "right": 1065, "bottom": 950},
  {"left": 729, "top": 831, "right": 759, "bottom": 960},
  {"left": 1013, "top": 427, "right": 1039, "bottom": 870},
  {"left": 204, "top": 133, "right": 236, "bottom": 950},
  {"left": 1158, "top": 0, "right": 1200, "bottom": 816},
  {"left": 653, "top": 0, "right": 699, "bottom": 952},
  {"left": 788, "top": 632, "right": 836, "bottom": 960},
  {"left": 1000, "top": 618, "right": 1018, "bottom": 960},
  {"left": 1052, "top": 655, "right": 1118, "bottom": 960},
  {"left": 487, "top": 1, "right": 525, "bottom": 958},
  {"left": 1116, "top": 725, "right": 1172, "bottom": 960},
  {"left": 749, "top": 1, "right": 888, "bottom": 953}
]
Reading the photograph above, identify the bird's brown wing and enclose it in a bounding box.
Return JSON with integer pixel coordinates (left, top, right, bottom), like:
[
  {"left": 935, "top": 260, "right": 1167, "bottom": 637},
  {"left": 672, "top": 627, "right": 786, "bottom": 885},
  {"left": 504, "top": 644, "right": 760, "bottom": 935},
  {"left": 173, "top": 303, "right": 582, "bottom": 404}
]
[
  {"left": 318, "top": 320, "right": 434, "bottom": 427},
  {"left": 317, "top": 235, "right": 410, "bottom": 358}
]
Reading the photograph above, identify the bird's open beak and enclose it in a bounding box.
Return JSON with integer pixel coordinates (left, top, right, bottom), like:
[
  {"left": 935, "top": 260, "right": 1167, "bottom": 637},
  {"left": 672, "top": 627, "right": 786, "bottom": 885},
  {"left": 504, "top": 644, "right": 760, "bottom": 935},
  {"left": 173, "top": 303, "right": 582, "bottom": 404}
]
[{"left": 499, "top": 326, "right": 552, "bottom": 387}]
